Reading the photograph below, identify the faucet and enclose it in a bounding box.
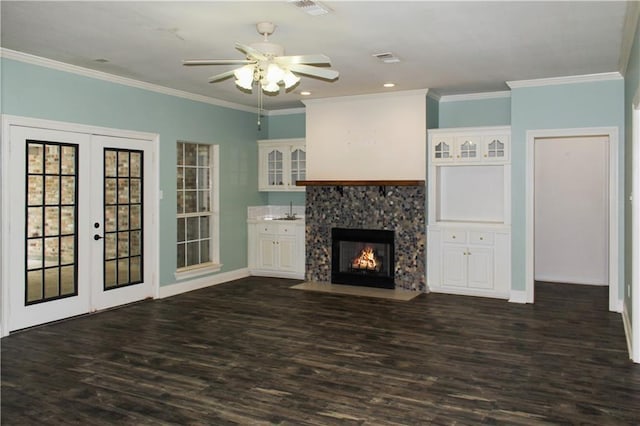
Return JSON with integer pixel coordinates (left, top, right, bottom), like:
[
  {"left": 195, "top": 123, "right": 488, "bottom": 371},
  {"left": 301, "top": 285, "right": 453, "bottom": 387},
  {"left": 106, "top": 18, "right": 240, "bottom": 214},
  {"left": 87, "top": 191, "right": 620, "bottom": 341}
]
[{"left": 286, "top": 201, "right": 296, "bottom": 219}]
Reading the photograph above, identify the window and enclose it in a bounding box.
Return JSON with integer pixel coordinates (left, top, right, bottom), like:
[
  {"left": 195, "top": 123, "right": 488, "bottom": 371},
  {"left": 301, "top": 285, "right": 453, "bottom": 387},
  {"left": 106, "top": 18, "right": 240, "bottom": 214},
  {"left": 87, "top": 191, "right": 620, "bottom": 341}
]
[{"left": 176, "top": 142, "right": 220, "bottom": 278}]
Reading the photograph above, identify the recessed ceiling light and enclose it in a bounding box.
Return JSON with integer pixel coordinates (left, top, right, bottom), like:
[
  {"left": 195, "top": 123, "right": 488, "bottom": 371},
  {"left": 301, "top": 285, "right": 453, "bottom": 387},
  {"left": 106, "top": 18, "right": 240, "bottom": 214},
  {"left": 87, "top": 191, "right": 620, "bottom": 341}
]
[
  {"left": 383, "top": 83, "right": 395, "bottom": 88},
  {"left": 300, "top": 91, "right": 311, "bottom": 96}
]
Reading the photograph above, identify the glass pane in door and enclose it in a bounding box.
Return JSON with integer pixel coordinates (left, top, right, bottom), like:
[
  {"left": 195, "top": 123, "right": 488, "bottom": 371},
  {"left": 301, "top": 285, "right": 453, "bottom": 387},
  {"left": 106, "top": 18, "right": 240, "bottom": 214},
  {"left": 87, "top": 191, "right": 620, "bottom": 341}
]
[
  {"left": 25, "top": 141, "right": 78, "bottom": 304},
  {"left": 268, "top": 150, "right": 283, "bottom": 186},
  {"left": 290, "top": 148, "right": 306, "bottom": 184},
  {"left": 460, "top": 141, "right": 477, "bottom": 158},
  {"left": 103, "top": 148, "right": 143, "bottom": 290}
]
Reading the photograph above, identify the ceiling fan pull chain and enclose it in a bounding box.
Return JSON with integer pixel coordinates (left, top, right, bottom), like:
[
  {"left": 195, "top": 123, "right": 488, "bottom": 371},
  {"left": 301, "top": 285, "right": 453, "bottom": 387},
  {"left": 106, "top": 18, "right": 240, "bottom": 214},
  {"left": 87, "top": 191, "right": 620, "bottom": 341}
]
[{"left": 257, "top": 83, "right": 263, "bottom": 130}]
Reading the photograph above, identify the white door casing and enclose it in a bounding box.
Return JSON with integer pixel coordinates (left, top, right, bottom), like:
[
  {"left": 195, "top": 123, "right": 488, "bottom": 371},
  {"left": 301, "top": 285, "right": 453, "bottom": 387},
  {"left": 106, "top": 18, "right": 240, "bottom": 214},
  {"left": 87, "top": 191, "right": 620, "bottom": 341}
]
[{"left": 525, "top": 127, "right": 619, "bottom": 311}]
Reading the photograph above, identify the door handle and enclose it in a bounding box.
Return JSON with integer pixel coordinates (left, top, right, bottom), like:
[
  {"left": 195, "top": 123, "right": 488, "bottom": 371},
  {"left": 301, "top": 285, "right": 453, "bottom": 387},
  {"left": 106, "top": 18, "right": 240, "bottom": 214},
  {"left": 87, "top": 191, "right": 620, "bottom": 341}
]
[{"left": 94, "top": 234, "right": 103, "bottom": 241}]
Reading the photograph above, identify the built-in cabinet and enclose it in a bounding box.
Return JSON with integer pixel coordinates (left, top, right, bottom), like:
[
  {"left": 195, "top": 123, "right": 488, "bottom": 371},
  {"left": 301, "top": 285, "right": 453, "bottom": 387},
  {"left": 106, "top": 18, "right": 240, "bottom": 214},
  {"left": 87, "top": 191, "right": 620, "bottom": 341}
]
[
  {"left": 258, "top": 138, "right": 306, "bottom": 192},
  {"left": 248, "top": 219, "right": 305, "bottom": 279},
  {"left": 427, "top": 126, "right": 511, "bottom": 299},
  {"left": 431, "top": 133, "right": 509, "bottom": 164}
]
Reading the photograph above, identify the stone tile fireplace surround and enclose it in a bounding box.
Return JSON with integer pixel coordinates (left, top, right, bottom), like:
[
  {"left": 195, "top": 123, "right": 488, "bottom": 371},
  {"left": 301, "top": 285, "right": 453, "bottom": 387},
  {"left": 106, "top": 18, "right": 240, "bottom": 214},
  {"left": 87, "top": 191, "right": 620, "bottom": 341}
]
[{"left": 305, "top": 184, "right": 426, "bottom": 292}]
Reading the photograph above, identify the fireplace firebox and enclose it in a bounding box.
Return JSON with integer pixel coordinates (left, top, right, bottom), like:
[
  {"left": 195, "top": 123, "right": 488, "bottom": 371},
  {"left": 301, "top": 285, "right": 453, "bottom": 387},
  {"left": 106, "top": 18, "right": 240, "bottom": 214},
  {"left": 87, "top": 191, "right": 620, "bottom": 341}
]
[{"left": 331, "top": 228, "right": 395, "bottom": 289}]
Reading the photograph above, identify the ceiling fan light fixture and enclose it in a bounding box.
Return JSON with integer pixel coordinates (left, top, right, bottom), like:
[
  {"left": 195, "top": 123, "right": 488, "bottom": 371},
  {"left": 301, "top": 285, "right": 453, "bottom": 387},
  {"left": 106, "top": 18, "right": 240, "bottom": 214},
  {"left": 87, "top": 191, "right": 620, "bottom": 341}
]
[
  {"left": 282, "top": 70, "right": 301, "bottom": 88},
  {"left": 262, "top": 81, "right": 280, "bottom": 93},
  {"left": 235, "top": 78, "right": 254, "bottom": 91},
  {"left": 234, "top": 65, "right": 255, "bottom": 90},
  {"left": 265, "top": 63, "right": 285, "bottom": 85}
]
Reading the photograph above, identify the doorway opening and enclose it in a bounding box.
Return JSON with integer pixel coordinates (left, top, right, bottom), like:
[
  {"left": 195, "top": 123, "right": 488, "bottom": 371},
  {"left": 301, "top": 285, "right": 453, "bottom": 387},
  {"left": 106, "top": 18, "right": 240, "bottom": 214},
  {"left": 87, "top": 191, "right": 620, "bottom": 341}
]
[{"left": 525, "top": 127, "right": 619, "bottom": 311}]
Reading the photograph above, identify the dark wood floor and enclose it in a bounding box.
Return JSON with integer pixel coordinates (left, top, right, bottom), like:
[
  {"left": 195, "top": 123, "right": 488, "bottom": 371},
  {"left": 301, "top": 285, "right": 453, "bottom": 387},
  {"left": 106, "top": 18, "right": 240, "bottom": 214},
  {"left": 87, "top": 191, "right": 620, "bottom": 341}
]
[{"left": 2, "top": 278, "right": 639, "bottom": 425}]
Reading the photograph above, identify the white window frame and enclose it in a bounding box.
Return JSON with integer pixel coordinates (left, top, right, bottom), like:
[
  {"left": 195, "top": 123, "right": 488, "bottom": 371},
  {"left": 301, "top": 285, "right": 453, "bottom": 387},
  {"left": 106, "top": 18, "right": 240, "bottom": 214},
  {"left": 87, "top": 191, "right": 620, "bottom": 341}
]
[{"left": 175, "top": 142, "right": 220, "bottom": 280}]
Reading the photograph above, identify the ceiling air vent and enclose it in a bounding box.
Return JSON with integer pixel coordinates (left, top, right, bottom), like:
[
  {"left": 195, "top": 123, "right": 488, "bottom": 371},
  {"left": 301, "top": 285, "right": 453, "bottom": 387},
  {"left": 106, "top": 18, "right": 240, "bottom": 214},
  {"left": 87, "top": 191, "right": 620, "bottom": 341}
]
[
  {"left": 288, "top": 0, "right": 332, "bottom": 16},
  {"left": 372, "top": 52, "right": 401, "bottom": 64}
]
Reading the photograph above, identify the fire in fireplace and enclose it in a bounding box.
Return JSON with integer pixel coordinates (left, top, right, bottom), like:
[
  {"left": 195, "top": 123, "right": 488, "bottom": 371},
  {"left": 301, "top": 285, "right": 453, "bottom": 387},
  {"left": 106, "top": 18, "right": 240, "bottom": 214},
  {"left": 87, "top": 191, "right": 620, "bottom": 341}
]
[{"left": 331, "top": 228, "right": 395, "bottom": 289}]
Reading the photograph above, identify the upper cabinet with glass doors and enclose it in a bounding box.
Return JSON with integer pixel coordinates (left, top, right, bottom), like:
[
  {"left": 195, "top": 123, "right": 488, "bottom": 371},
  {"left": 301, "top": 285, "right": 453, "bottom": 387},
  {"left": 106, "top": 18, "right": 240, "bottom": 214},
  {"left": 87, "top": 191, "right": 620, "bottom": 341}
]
[
  {"left": 430, "top": 131, "right": 509, "bottom": 164},
  {"left": 258, "top": 139, "right": 306, "bottom": 192}
]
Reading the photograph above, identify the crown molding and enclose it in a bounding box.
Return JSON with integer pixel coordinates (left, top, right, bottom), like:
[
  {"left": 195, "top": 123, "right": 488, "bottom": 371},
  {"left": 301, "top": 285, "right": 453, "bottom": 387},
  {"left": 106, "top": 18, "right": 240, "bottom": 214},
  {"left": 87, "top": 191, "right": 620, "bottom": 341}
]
[
  {"left": 619, "top": 0, "right": 640, "bottom": 76},
  {"left": 266, "top": 107, "right": 306, "bottom": 116},
  {"left": 302, "top": 88, "right": 429, "bottom": 106},
  {"left": 439, "top": 91, "right": 511, "bottom": 103},
  {"left": 427, "top": 92, "right": 442, "bottom": 101},
  {"left": 0, "top": 48, "right": 258, "bottom": 114},
  {"left": 506, "top": 72, "right": 623, "bottom": 89}
]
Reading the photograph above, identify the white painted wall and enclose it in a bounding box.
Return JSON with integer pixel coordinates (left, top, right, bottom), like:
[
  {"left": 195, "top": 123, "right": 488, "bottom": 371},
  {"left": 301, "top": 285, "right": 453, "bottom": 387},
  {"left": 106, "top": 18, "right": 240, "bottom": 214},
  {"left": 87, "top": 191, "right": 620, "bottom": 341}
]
[
  {"left": 303, "top": 90, "right": 428, "bottom": 180},
  {"left": 534, "top": 135, "right": 609, "bottom": 285}
]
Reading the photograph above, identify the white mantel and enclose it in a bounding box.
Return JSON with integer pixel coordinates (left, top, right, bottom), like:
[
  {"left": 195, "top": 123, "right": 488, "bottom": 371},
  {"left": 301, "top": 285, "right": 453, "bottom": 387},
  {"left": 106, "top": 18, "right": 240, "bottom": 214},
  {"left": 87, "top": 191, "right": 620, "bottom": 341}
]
[{"left": 302, "top": 89, "right": 428, "bottom": 181}]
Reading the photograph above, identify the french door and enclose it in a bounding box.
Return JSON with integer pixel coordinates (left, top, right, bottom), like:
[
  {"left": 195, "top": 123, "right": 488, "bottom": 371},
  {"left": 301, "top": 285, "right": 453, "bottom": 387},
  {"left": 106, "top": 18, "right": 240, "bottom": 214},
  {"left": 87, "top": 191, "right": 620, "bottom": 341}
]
[{"left": 4, "top": 123, "right": 156, "bottom": 332}]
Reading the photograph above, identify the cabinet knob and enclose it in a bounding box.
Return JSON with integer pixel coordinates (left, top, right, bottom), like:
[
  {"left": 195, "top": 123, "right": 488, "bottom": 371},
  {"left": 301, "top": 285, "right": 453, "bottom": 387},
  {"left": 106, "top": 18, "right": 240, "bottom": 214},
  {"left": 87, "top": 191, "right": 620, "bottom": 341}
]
[
  {"left": 452, "top": 235, "right": 456, "bottom": 239},
  {"left": 480, "top": 237, "right": 484, "bottom": 240},
  {"left": 484, "top": 154, "right": 488, "bottom": 157}
]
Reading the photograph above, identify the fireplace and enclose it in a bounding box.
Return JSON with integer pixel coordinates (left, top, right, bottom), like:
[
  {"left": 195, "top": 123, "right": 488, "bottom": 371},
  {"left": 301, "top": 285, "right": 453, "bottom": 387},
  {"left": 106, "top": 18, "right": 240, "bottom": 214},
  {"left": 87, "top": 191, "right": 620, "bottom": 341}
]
[
  {"left": 331, "top": 227, "right": 395, "bottom": 289},
  {"left": 305, "top": 185, "right": 426, "bottom": 292}
]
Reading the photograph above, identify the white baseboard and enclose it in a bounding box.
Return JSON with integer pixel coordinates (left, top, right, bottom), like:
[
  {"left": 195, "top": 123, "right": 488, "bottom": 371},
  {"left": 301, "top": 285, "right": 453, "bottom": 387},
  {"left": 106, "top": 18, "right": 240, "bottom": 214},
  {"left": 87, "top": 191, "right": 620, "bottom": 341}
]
[
  {"left": 613, "top": 298, "right": 624, "bottom": 314},
  {"left": 159, "top": 268, "right": 250, "bottom": 299},
  {"left": 428, "top": 286, "right": 509, "bottom": 300},
  {"left": 622, "top": 305, "right": 634, "bottom": 361},
  {"left": 534, "top": 274, "right": 608, "bottom": 286},
  {"left": 509, "top": 289, "right": 529, "bottom": 304},
  {"left": 249, "top": 270, "right": 305, "bottom": 280}
]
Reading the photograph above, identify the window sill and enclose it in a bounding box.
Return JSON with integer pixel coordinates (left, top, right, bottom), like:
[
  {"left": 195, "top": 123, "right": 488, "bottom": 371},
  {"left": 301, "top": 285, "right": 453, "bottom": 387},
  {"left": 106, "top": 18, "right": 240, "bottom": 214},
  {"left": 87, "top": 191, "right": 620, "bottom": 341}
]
[{"left": 174, "top": 263, "right": 223, "bottom": 281}]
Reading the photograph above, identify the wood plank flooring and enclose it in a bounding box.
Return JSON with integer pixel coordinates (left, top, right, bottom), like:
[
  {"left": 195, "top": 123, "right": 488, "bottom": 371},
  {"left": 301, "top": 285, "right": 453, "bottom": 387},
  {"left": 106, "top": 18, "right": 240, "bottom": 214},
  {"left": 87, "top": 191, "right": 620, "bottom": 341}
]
[{"left": 2, "top": 277, "right": 639, "bottom": 425}]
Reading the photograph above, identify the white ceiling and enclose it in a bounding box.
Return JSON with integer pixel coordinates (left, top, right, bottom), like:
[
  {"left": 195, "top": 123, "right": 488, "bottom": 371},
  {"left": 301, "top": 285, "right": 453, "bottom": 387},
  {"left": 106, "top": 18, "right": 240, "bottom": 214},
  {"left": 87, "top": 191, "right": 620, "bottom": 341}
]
[{"left": 0, "top": 1, "right": 631, "bottom": 111}]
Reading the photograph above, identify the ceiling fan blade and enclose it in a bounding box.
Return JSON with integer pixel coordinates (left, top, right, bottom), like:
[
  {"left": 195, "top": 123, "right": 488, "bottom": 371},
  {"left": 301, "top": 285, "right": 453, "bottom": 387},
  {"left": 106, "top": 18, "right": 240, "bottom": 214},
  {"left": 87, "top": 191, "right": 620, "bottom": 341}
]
[
  {"left": 235, "top": 42, "right": 268, "bottom": 61},
  {"left": 276, "top": 54, "right": 331, "bottom": 65},
  {"left": 183, "top": 59, "right": 254, "bottom": 66},
  {"left": 288, "top": 64, "right": 339, "bottom": 80},
  {"left": 208, "top": 69, "right": 237, "bottom": 83}
]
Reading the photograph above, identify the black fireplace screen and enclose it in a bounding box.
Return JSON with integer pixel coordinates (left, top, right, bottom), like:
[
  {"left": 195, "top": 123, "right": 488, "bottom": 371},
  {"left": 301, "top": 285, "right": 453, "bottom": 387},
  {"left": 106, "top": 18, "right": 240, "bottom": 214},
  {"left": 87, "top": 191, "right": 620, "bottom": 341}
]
[{"left": 331, "top": 228, "right": 395, "bottom": 288}]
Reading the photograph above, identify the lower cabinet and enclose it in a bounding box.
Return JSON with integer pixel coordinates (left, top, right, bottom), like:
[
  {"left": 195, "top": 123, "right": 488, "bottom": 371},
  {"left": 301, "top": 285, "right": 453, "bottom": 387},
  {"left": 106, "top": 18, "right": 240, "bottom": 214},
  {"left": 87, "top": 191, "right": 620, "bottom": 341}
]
[
  {"left": 428, "top": 225, "right": 510, "bottom": 299},
  {"left": 248, "top": 221, "right": 305, "bottom": 279},
  {"left": 442, "top": 245, "right": 494, "bottom": 289}
]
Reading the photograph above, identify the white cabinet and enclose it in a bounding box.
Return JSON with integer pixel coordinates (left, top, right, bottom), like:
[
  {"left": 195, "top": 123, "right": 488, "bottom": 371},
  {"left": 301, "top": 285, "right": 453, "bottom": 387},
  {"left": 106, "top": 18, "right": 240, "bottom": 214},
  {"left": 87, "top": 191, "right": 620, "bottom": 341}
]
[
  {"left": 430, "top": 129, "right": 509, "bottom": 164},
  {"left": 258, "top": 139, "right": 306, "bottom": 192},
  {"left": 428, "top": 226, "right": 509, "bottom": 298},
  {"left": 248, "top": 220, "right": 305, "bottom": 279},
  {"left": 427, "top": 125, "right": 511, "bottom": 299}
]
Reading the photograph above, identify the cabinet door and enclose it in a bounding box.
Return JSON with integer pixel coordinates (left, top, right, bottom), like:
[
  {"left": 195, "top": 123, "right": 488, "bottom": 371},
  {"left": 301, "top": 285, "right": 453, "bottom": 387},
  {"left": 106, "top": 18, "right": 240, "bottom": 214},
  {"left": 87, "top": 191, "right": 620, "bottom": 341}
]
[
  {"left": 257, "top": 235, "right": 277, "bottom": 269},
  {"left": 467, "top": 247, "right": 494, "bottom": 289},
  {"left": 442, "top": 245, "right": 467, "bottom": 287},
  {"left": 455, "top": 136, "right": 480, "bottom": 161},
  {"left": 278, "top": 236, "right": 297, "bottom": 272},
  {"left": 432, "top": 136, "right": 454, "bottom": 163},
  {"left": 266, "top": 148, "right": 286, "bottom": 187},
  {"left": 289, "top": 147, "right": 306, "bottom": 189},
  {"left": 482, "top": 135, "right": 509, "bottom": 162}
]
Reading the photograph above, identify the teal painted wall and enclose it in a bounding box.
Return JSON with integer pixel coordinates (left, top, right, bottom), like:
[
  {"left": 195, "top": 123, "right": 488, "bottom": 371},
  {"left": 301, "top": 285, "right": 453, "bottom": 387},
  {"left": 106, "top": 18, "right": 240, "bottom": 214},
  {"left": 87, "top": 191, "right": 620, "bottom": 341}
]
[
  {"left": 1, "top": 58, "right": 265, "bottom": 286},
  {"left": 267, "top": 112, "right": 305, "bottom": 139},
  {"left": 510, "top": 79, "right": 625, "bottom": 296},
  {"left": 624, "top": 18, "right": 640, "bottom": 328},
  {"left": 439, "top": 96, "right": 511, "bottom": 128},
  {"left": 427, "top": 95, "right": 439, "bottom": 129},
  {"left": 264, "top": 112, "right": 306, "bottom": 206}
]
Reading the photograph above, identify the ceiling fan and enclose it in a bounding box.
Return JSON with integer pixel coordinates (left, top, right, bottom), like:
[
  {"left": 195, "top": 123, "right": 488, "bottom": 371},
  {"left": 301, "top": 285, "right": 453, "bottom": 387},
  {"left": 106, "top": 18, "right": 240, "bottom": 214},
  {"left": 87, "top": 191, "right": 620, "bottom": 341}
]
[{"left": 183, "top": 22, "right": 339, "bottom": 94}]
